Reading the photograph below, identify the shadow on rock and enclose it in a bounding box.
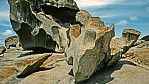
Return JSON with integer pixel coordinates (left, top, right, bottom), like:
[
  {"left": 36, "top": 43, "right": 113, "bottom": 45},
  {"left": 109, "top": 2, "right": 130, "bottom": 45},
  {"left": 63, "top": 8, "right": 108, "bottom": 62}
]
[
  {"left": 17, "top": 67, "right": 54, "bottom": 78},
  {"left": 17, "top": 54, "right": 52, "bottom": 78},
  {"left": 78, "top": 60, "right": 136, "bottom": 84},
  {"left": 17, "top": 51, "right": 35, "bottom": 58}
]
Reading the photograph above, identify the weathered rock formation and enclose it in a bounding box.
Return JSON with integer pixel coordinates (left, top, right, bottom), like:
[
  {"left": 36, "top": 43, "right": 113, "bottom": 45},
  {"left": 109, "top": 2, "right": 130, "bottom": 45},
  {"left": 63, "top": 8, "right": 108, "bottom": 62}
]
[
  {"left": 108, "top": 29, "right": 141, "bottom": 66},
  {"left": 8, "top": 0, "right": 79, "bottom": 52},
  {"left": 141, "top": 35, "right": 149, "bottom": 41},
  {"left": 124, "top": 40, "right": 149, "bottom": 67},
  {"left": 65, "top": 10, "right": 115, "bottom": 82},
  {"left": 8, "top": 0, "right": 142, "bottom": 83},
  {"left": 5, "top": 35, "right": 20, "bottom": 49}
]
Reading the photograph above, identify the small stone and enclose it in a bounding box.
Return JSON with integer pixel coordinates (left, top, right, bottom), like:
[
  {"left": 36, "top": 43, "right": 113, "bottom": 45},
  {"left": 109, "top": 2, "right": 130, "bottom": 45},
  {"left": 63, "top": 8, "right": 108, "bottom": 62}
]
[
  {"left": 5, "top": 35, "right": 20, "bottom": 49},
  {"left": 0, "top": 46, "right": 6, "bottom": 55}
]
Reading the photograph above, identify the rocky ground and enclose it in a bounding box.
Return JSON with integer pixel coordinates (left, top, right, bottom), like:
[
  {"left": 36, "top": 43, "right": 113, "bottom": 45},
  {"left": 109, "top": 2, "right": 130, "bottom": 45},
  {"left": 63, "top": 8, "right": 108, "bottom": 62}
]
[
  {"left": 1, "top": 0, "right": 148, "bottom": 83},
  {"left": 124, "top": 40, "right": 149, "bottom": 67},
  {"left": 0, "top": 46, "right": 149, "bottom": 84}
]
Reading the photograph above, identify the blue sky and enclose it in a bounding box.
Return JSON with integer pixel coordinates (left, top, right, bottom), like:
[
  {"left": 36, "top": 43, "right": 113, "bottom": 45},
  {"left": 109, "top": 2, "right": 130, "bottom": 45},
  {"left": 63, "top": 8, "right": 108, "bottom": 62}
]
[
  {"left": 0, "top": 0, "right": 149, "bottom": 46},
  {"left": 75, "top": 0, "right": 149, "bottom": 38},
  {"left": 0, "top": 0, "right": 15, "bottom": 46}
]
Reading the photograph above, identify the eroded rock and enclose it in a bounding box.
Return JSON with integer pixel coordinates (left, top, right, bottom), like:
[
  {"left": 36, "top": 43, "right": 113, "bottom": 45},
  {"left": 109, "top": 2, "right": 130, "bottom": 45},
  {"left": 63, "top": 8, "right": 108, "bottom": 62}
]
[
  {"left": 5, "top": 35, "right": 20, "bottom": 49},
  {"left": 125, "top": 41, "right": 149, "bottom": 67},
  {"left": 108, "top": 29, "right": 141, "bottom": 66},
  {"left": 8, "top": 0, "right": 143, "bottom": 83},
  {"left": 65, "top": 10, "right": 115, "bottom": 82},
  {"left": 8, "top": 0, "right": 79, "bottom": 52}
]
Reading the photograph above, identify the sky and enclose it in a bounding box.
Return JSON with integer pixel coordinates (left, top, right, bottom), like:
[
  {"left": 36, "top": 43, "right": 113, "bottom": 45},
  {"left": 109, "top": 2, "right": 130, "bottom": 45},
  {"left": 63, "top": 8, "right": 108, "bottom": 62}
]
[
  {"left": 0, "top": 0, "right": 149, "bottom": 46},
  {"left": 0, "top": 0, "right": 15, "bottom": 46}
]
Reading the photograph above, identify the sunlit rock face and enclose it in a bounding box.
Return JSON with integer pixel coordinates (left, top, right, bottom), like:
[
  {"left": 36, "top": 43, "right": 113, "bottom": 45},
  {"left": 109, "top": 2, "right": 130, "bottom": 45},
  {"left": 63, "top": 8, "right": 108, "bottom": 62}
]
[
  {"left": 8, "top": 0, "right": 79, "bottom": 52},
  {"left": 65, "top": 10, "right": 115, "bottom": 82},
  {"left": 108, "top": 29, "right": 141, "bottom": 66},
  {"left": 8, "top": 0, "right": 141, "bottom": 83},
  {"left": 5, "top": 35, "right": 21, "bottom": 49}
]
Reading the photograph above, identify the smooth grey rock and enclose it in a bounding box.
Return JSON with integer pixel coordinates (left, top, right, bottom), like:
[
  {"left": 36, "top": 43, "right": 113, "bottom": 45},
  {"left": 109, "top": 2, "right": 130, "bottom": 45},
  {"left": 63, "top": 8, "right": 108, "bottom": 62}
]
[
  {"left": 65, "top": 10, "right": 115, "bottom": 82},
  {"left": 8, "top": 0, "right": 142, "bottom": 83},
  {"left": 8, "top": 0, "right": 79, "bottom": 53},
  {"left": 74, "top": 26, "right": 114, "bottom": 82}
]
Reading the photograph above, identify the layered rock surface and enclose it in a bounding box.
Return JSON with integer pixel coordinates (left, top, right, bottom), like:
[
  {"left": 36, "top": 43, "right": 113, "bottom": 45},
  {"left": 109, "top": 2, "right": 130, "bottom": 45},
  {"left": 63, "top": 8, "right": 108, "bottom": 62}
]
[
  {"left": 124, "top": 40, "right": 149, "bottom": 67},
  {"left": 108, "top": 29, "right": 141, "bottom": 66}
]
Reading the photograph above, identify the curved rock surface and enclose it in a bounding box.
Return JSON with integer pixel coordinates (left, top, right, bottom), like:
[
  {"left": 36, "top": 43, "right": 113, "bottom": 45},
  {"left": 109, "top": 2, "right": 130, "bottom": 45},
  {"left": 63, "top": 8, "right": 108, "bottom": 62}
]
[
  {"left": 108, "top": 29, "right": 141, "bottom": 66},
  {"left": 125, "top": 40, "right": 149, "bottom": 67},
  {"left": 5, "top": 35, "right": 20, "bottom": 49},
  {"left": 0, "top": 46, "right": 6, "bottom": 55},
  {"left": 8, "top": 0, "right": 79, "bottom": 52},
  {"left": 141, "top": 35, "right": 149, "bottom": 41},
  {"left": 65, "top": 10, "right": 115, "bottom": 82},
  {"left": 7, "top": 0, "right": 143, "bottom": 83}
]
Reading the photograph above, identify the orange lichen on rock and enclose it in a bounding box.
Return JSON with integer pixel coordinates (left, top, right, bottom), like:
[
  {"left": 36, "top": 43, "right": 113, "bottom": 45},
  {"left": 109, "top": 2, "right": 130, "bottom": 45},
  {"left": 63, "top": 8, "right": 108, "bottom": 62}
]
[
  {"left": 41, "top": 54, "right": 65, "bottom": 67},
  {"left": 70, "top": 25, "right": 81, "bottom": 38},
  {"left": 26, "top": 54, "right": 50, "bottom": 64}
]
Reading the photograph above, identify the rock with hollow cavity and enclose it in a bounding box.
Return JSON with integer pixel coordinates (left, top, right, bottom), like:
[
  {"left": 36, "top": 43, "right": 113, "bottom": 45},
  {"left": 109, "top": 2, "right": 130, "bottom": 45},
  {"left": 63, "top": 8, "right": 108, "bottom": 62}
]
[
  {"left": 108, "top": 29, "right": 141, "bottom": 66},
  {"left": 8, "top": 0, "right": 79, "bottom": 52},
  {"left": 5, "top": 35, "right": 20, "bottom": 49},
  {"left": 65, "top": 10, "right": 115, "bottom": 82},
  {"left": 8, "top": 0, "right": 142, "bottom": 82}
]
